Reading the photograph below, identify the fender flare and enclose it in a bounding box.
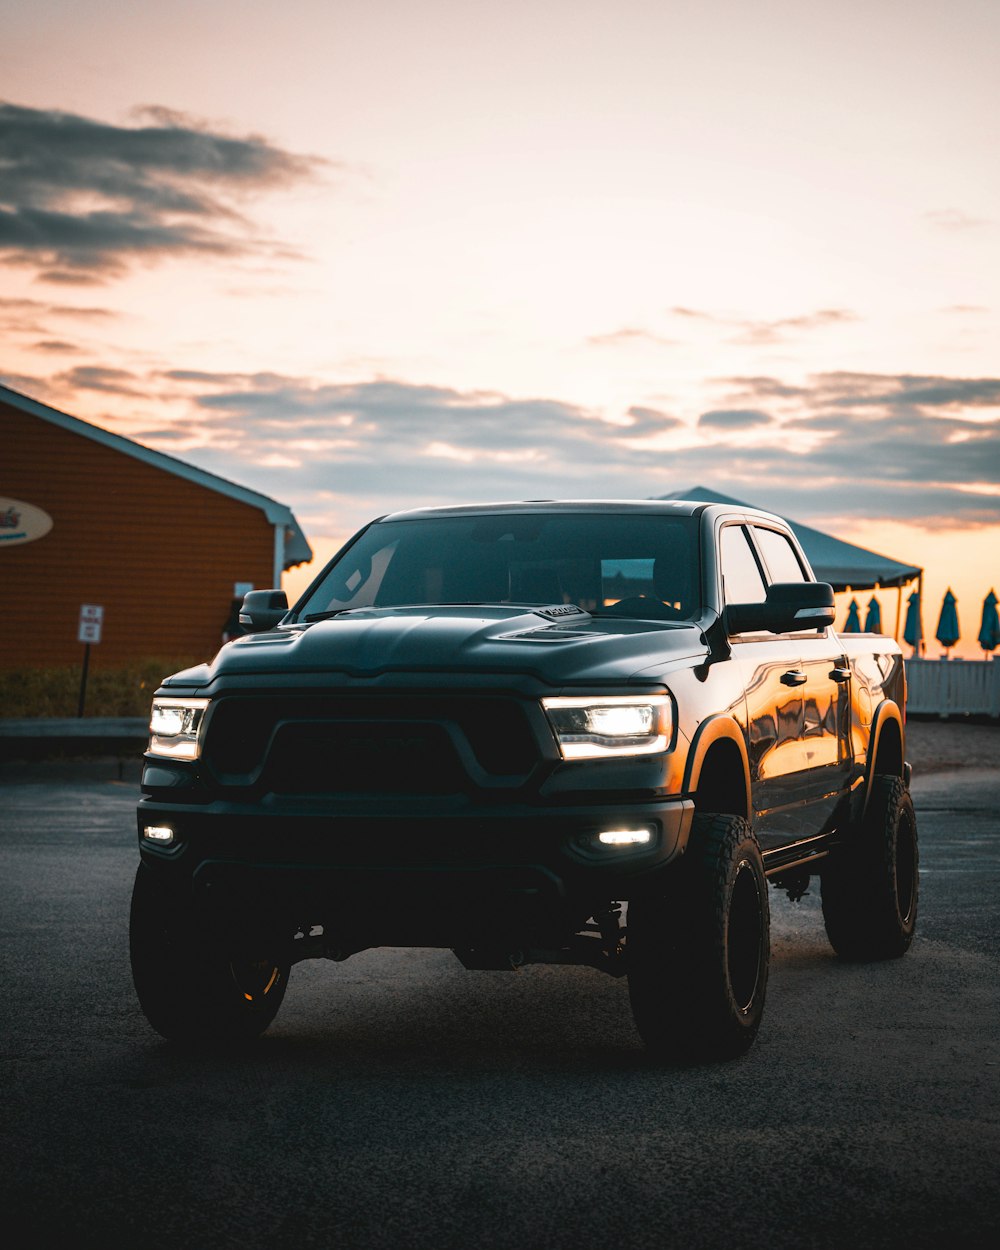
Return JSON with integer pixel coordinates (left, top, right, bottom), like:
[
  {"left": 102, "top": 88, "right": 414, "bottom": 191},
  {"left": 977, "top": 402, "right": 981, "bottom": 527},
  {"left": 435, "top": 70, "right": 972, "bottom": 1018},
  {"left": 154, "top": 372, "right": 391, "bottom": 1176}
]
[
  {"left": 862, "top": 700, "right": 906, "bottom": 814},
  {"left": 682, "top": 715, "right": 752, "bottom": 819}
]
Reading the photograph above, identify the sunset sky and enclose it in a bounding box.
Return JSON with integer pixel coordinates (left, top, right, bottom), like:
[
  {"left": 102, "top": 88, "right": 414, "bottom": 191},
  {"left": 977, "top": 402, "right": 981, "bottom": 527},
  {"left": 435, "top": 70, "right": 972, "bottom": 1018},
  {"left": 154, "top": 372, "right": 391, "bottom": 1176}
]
[{"left": 2, "top": 0, "right": 998, "bottom": 655}]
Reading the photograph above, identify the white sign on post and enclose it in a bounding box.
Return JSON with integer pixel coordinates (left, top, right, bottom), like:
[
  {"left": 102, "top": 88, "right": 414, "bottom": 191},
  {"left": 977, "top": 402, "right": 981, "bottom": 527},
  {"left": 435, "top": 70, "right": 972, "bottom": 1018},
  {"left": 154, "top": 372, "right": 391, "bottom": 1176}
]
[{"left": 78, "top": 603, "right": 104, "bottom": 644}]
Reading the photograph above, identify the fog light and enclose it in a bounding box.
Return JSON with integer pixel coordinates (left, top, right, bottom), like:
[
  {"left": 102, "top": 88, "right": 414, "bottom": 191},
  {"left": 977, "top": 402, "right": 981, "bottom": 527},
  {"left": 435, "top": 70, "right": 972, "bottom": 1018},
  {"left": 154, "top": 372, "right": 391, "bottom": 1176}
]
[
  {"left": 143, "top": 824, "right": 174, "bottom": 843},
  {"left": 598, "top": 828, "right": 653, "bottom": 846}
]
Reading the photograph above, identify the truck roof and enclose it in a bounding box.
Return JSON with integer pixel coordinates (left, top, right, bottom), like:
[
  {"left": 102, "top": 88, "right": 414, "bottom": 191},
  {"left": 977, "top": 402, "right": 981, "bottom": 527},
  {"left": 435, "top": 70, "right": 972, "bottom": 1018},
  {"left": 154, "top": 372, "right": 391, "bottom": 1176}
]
[{"left": 378, "top": 497, "right": 792, "bottom": 527}]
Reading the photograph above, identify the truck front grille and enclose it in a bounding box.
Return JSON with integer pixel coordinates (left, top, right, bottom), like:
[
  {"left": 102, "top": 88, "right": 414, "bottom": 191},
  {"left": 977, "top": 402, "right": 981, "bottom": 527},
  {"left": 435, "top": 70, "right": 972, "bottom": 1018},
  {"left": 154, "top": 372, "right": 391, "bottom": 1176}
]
[
  {"left": 200, "top": 694, "right": 540, "bottom": 792},
  {"left": 266, "top": 721, "right": 461, "bottom": 794}
]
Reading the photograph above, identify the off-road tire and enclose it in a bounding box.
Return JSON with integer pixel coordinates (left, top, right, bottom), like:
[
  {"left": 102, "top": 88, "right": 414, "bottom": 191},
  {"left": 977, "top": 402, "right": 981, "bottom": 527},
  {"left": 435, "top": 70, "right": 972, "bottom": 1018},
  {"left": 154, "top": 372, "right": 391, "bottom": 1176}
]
[
  {"left": 628, "top": 813, "right": 769, "bottom": 1062},
  {"left": 821, "top": 775, "right": 918, "bottom": 961},
  {"left": 130, "top": 863, "right": 289, "bottom": 1044}
]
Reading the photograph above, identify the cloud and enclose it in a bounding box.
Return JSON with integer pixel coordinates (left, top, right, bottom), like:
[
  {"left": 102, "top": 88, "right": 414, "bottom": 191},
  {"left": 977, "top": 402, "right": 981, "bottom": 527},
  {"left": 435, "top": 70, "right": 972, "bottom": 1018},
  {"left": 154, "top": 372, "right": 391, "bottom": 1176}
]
[
  {"left": 54, "top": 365, "right": 144, "bottom": 395},
  {"left": 924, "top": 208, "right": 990, "bottom": 231},
  {"left": 0, "top": 371, "right": 61, "bottom": 401},
  {"left": 590, "top": 307, "right": 859, "bottom": 353},
  {"left": 0, "top": 294, "right": 118, "bottom": 336},
  {"left": 624, "top": 405, "right": 682, "bottom": 435},
  {"left": 699, "top": 408, "right": 773, "bottom": 430},
  {"left": 8, "top": 366, "right": 999, "bottom": 536},
  {"left": 730, "top": 309, "right": 859, "bottom": 346},
  {"left": 149, "top": 370, "right": 1000, "bottom": 530},
  {"left": 184, "top": 376, "right": 621, "bottom": 460},
  {"left": 690, "top": 372, "right": 1000, "bottom": 524},
  {"left": 586, "top": 327, "right": 678, "bottom": 348},
  {"left": 0, "top": 101, "right": 327, "bottom": 280},
  {"left": 33, "top": 340, "right": 79, "bottom": 353},
  {"left": 667, "top": 305, "right": 860, "bottom": 346},
  {"left": 829, "top": 374, "right": 1000, "bottom": 410},
  {"left": 729, "top": 371, "right": 1000, "bottom": 412},
  {"left": 670, "top": 306, "right": 714, "bottom": 320},
  {"left": 714, "top": 376, "right": 810, "bottom": 402},
  {"left": 134, "top": 427, "right": 190, "bottom": 441},
  {"left": 162, "top": 368, "right": 251, "bottom": 385},
  {"left": 216, "top": 370, "right": 1000, "bottom": 527}
]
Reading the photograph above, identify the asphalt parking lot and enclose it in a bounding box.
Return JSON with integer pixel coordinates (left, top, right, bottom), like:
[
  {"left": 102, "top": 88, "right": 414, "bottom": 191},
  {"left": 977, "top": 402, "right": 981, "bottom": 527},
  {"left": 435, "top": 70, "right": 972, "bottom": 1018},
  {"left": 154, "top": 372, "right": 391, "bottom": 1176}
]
[{"left": 1, "top": 721, "right": 998, "bottom": 1249}]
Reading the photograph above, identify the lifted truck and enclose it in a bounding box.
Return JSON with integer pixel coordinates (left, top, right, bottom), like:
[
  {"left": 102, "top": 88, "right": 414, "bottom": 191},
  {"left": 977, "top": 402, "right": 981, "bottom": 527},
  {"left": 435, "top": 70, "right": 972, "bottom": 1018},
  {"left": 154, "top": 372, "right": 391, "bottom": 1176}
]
[{"left": 131, "top": 499, "right": 917, "bottom": 1060}]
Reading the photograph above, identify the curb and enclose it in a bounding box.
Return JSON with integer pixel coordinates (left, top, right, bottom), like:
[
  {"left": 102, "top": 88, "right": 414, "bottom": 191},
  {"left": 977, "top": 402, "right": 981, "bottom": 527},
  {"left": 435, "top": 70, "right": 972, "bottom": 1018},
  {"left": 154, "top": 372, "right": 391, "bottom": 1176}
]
[{"left": 0, "top": 717, "right": 148, "bottom": 760}]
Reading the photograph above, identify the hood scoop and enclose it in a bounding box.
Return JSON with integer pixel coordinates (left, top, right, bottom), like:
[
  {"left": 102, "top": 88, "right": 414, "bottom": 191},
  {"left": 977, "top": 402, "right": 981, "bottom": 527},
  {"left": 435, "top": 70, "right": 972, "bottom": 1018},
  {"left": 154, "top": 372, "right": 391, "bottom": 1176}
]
[
  {"left": 497, "top": 603, "right": 600, "bottom": 643},
  {"left": 498, "top": 627, "right": 604, "bottom": 644}
]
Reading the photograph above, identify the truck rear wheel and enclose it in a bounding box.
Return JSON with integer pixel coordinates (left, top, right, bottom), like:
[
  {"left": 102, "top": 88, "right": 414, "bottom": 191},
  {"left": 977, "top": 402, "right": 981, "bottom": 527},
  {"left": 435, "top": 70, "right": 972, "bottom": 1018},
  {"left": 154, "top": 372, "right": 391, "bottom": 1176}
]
[
  {"left": 628, "top": 813, "right": 769, "bottom": 1062},
  {"left": 821, "top": 775, "right": 918, "bottom": 961},
  {"left": 130, "top": 864, "right": 289, "bottom": 1044}
]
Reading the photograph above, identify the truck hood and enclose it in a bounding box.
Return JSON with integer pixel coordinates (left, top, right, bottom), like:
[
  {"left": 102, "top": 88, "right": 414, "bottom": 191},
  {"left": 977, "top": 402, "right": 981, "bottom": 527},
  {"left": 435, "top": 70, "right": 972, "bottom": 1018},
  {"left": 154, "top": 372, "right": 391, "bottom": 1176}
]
[{"left": 180, "top": 605, "right": 709, "bottom": 689}]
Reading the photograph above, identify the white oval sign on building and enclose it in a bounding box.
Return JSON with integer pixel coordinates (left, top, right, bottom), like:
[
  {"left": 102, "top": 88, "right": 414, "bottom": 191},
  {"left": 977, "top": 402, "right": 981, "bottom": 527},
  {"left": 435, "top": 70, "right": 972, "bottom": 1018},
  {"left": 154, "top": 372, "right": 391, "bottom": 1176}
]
[{"left": 0, "top": 497, "right": 54, "bottom": 547}]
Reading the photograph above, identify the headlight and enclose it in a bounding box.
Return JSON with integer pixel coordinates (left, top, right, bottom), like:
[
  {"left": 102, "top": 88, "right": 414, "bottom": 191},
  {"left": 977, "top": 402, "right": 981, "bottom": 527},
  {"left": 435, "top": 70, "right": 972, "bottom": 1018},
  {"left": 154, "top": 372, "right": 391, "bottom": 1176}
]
[
  {"left": 542, "top": 694, "right": 671, "bottom": 759},
  {"left": 148, "top": 697, "right": 210, "bottom": 760}
]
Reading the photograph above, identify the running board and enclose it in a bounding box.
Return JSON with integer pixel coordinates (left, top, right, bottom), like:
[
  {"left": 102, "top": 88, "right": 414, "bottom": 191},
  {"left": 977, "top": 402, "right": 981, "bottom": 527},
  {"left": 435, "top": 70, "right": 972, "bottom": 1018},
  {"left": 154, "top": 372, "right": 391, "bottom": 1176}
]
[{"left": 762, "top": 836, "right": 837, "bottom": 877}]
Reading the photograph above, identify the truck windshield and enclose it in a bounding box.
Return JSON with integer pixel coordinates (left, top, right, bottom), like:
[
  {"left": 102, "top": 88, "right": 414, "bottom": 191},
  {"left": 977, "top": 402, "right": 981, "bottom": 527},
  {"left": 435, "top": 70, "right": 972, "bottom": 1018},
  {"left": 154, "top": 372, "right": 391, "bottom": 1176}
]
[{"left": 295, "top": 512, "right": 701, "bottom": 622}]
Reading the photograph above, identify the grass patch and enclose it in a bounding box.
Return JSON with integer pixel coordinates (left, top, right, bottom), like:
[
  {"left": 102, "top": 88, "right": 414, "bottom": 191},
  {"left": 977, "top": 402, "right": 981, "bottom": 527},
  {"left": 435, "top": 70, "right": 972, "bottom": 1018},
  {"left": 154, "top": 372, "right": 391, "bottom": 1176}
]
[{"left": 0, "top": 658, "right": 202, "bottom": 718}]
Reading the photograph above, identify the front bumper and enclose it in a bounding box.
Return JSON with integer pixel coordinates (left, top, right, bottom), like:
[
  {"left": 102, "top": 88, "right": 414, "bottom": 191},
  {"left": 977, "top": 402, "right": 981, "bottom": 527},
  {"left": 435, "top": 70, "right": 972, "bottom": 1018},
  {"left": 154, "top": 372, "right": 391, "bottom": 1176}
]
[{"left": 136, "top": 794, "right": 694, "bottom": 949}]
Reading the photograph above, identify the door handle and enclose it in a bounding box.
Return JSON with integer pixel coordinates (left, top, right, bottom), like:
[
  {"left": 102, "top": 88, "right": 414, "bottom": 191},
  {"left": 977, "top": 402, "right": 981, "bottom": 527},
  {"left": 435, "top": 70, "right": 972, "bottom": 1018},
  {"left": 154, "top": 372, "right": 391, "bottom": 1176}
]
[
  {"left": 829, "top": 667, "right": 851, "bottom": 683},
  {"left": 780, "top": 670, "right": 807, "bottom": 687}
]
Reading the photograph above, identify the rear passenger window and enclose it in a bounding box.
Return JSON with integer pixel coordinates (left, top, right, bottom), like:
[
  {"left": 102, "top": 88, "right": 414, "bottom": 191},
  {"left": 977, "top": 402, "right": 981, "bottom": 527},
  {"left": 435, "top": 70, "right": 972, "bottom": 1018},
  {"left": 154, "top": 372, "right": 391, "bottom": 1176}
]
[
  {"left": 720, "top": 526, "right": 767, "bottom": 605},
  {"left": 753, "top": 527, "right": 807, "bottom": 584}
]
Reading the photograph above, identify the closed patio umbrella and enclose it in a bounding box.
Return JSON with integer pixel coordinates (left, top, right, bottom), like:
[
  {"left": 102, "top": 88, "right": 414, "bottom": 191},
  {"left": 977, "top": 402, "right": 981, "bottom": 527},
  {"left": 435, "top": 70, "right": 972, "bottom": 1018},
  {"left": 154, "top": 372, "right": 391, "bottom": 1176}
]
[
  {"left": 903, "top": 590, "right": 923, "bottom": 655},
  {"left": 863, "top": 596, "right": 882, "bottom": 633},
  {"left": 843, "top": 598, "right": 861, "bottom": 632},
  {"left": 979, "top": 590, "right": 1000, "bottom": 653},
  {"left": 935, "top": 589, "right": 960, "bottom": 657}
]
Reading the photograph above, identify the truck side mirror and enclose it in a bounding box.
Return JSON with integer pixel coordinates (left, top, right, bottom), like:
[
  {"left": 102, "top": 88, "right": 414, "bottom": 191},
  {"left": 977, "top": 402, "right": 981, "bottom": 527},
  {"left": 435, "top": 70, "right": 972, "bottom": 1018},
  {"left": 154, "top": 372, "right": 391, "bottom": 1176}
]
[
  {"left": 728, "top": 582, "right": 836, "bottom": 635},
  {"left": 238, "top": 589, "right": 289, "bottom": 632}
]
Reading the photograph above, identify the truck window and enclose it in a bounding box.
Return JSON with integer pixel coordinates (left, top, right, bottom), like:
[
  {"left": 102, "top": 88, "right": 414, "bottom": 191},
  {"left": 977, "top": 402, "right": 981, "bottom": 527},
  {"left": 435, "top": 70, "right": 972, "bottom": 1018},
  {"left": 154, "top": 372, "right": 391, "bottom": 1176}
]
[
  {"left": 753, "top": 526, "right": 807, "bottom": 584},
  {"left": 304, "top": 539, "right": 400, "bottom": 612},
  {"left": 601, "top": 558, "right": 653, "bottom": 606},
  {"left": 296, "top": 513, "right": 701, "bottom": 621},
  {"left": 720, "top": 525, "right": 767, "bottom": 605}
]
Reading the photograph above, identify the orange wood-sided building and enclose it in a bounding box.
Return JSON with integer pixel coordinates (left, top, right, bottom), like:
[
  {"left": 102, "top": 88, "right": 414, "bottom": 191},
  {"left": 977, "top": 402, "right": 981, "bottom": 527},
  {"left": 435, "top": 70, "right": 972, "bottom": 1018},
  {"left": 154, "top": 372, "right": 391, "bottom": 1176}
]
[{"left": 2, "top": 385, "right": 312, "bottom": 670}]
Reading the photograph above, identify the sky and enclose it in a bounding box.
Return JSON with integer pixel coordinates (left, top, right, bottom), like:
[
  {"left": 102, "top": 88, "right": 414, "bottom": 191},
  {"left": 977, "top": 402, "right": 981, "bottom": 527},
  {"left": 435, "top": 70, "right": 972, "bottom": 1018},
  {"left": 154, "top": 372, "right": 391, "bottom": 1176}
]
[{"left": 2, "top": 0, "right": 998, "bottom": 656}]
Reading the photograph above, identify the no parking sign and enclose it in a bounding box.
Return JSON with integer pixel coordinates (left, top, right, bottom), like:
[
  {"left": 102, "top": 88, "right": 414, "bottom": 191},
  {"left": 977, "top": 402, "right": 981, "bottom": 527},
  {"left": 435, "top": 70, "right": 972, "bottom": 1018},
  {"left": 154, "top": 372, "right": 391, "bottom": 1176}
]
[
  {"left": 76, "top": 605, "right": 104, "bottom": 716},
  {"left": 78, "top": 604, "right": 104, "bottom": 644}
]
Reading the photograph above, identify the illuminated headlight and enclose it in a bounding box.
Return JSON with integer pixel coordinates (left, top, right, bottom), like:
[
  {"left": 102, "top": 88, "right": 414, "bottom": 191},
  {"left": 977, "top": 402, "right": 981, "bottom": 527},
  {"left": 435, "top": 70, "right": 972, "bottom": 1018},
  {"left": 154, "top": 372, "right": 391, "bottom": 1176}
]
[
  {"left": 148, "top": 697, "right": 210, "bottom": 760},
  {"left": 542, "top": 695, "right": 671, "bottom": 759}
]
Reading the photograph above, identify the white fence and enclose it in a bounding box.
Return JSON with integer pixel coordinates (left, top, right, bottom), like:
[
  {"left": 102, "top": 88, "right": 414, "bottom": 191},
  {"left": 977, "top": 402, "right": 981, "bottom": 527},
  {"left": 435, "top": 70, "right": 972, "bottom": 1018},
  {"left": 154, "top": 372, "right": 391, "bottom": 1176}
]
[{"left": 906, "top": 658, "right": 1000, "bottom": 718}]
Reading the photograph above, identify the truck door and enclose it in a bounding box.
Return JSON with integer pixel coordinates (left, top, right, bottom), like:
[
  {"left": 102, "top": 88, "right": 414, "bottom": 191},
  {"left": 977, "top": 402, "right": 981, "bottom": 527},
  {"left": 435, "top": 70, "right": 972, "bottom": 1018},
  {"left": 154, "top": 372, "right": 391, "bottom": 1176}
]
[
  {"left": 719, "top": 523, "right": 805, "bottom": 849},
  {"left": 751, "top": 525, "right": 853, "bottom": 829}
]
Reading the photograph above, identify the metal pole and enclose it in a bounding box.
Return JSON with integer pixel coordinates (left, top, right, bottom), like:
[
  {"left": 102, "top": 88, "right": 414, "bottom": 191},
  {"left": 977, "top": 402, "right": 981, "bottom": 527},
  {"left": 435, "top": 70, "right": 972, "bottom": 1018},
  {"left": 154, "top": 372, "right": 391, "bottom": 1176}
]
[
  {"left": 77, "top": 643, "right": 90, "bottom": 718},
  {"left": 273, "top": 523, "right": 286, "bottom": 590}
]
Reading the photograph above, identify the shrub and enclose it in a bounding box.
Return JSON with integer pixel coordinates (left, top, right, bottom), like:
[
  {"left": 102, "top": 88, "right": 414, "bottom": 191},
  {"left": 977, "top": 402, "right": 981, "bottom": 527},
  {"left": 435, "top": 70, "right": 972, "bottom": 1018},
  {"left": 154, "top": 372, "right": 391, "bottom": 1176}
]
[{"left": 0, "top": 658, "right": 202, "bottom": 718}]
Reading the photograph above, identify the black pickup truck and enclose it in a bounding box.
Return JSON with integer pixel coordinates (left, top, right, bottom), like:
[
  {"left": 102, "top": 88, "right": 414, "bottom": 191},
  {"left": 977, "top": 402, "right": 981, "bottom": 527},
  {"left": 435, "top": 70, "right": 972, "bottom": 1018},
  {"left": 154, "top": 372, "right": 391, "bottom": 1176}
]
[{"left": 131, "top": 499, "right": 917, "bottom": 1060}]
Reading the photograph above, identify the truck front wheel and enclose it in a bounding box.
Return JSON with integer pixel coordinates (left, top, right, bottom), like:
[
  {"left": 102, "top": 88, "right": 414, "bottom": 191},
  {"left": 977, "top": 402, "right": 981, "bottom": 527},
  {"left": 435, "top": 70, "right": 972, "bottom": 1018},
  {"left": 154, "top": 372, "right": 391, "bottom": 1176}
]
[
  {"left": 628, "top": 813, "right": 769, "bottom": 1061},
  {"left": 821, "top": 775, "right": 918, "bottom": 961},
  {"left": 130, "top": 864, "right": 289, "bottom": 1044}
]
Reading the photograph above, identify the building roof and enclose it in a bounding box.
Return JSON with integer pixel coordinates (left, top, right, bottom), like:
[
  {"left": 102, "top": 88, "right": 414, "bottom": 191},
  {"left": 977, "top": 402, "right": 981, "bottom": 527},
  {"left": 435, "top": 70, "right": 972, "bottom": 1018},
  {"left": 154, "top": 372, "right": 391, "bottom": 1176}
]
[
  {"left": 657, "top": 486, "right": 922, "bottom": 590},
  {"left": 1, "top": 383, "right": 312, "bottom": 568}
]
